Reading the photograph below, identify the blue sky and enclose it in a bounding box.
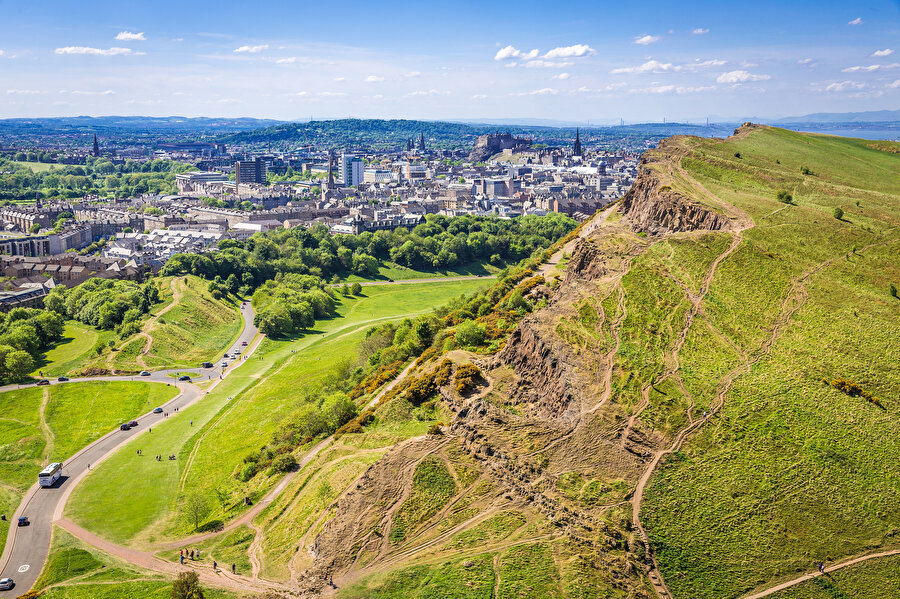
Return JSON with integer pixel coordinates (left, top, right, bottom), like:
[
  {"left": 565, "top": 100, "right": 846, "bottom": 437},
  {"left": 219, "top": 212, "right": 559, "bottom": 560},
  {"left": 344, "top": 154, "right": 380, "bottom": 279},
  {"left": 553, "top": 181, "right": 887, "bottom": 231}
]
[{"left": 1, "top": 0, "right": 898, "bottom": 121}]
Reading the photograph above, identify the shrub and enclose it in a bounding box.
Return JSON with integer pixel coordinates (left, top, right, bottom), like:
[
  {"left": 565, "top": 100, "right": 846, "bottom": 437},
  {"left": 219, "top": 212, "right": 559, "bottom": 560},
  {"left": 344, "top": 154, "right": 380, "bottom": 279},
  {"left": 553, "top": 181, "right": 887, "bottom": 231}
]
[
  {"left": 269, "top": 454, "right": 297, "bottom": 474},
  {"left": 238, "top": 462, "right": 258, "bottom": 482},
  {"left": 890, "top": 283, "right": 897, "bottom": 298},
  {"left": 800, "top": 166, "right": 814, "bottom": 175},
  {"left": 434, "top": 359, "right": 454, "bottom": 386},
  {"left": 351, "top": 282, "right": 362, "bottom": 295},
  {"left": 833, "top": 207, "right": 844, "bottom": 220},
  {"left": 733, "top": 152, "right": 741, "bottom": 159},
  {"left": 406, "top": 374, "right": 437, "bottom": 406},
  {"left": 427, "top": 424, "right": 443, "bottom": 435},
  {"left": 335, "top": 419, "right": 364, "bottom": 435},
  {"left": 455, "top": 320, "right": 486, "bottom": 348},
  {"left": 776, "top": 190, "right": 793, "bottom": 204},
  {"left": 455, "top": 363, "right": 484, "bottom": 395}
]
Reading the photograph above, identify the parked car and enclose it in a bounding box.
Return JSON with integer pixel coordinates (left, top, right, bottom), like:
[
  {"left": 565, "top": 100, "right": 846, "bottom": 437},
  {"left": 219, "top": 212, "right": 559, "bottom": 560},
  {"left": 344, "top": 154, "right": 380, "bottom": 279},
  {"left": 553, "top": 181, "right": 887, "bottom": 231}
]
[
  {"left": 57, "top": 376, "right": 69, "bottom": 382},
  {"left": 201, "top": 362, "right": 213, "bottom": 368},
  {"left": 120, "top": 423, "right": 131, "bottom": 431},
  {"left": 153, "top": 407, "right": 163, "bottom": 414},
  {"left": 178, "top": 375, "right": 191, "bottom": 382},
  {"left": 0, "top": 578, "right": 13, "bottom": 590},
  {"left": 36, "top": 379, "right": 50, "bottom": 386},
  {"left": 128, "top": 420, "right": 138, "bottom": 427},
  {"left": 139, "top": 371, "right": 151, "bottom": 377},
  {"left": 17, "top": 517, "right": 28, "bottom": 527},
  {"left": 241, "top": 341, "right": 248, "bottom": 346}
]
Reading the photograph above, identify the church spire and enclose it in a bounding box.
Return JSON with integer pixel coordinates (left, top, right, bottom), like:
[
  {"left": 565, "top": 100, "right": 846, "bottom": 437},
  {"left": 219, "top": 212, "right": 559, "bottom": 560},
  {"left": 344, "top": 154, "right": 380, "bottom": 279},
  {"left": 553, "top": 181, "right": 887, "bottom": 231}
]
[
  {"left": 92, "top": 134, "right": 100, "bottom": 157},
  {"left": 573, "top": 128, "right": 582, "bottom": 157}
]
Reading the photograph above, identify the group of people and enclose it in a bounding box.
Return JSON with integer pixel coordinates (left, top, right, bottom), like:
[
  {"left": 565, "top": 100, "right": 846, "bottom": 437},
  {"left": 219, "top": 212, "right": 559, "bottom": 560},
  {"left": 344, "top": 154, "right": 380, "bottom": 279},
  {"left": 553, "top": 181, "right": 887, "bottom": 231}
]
[
  {"left": 154, "top": 454, "right": 176, "bottom": 461},
  {"left": 178, "top": 549, "right": 236, "bottom": 575}
]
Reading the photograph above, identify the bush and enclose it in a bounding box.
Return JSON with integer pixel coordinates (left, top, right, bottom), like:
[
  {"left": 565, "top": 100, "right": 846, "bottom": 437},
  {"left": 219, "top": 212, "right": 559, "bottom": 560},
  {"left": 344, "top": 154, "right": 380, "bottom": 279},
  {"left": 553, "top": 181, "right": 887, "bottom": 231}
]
[
  {"left": 335, "top": 419, "right": 364, "bottom": 435},
  {"left": 800, "top": 166, "right": 814, "bottom": 175},
  {"left": 454, "top": 320, "right": 486, "bottom": 348},
  {"left": 833, "top": 207, "right": 844, "bottom": 220},
  {"left": 269, "top": 454, "right": 297, "bottom": 474},
  {"left": 427, "top": 424, "right": 443, "bottom": 435},
  {"left": 454, "top": 363, "right": 484, "bottom": 395},
  {"left": 434, "top": 359, "right": 454, "bottom": 386},
  {"left": 776, "top": 190, "right": 793, "bottom": 204},
  {"left": 237, "top": 462, "right": 258, "bottom": 482},
  {"left": 406, "top": 374, "right": 437, "bottom": 406},
  {"left": 891, "top": 283, "right": 898, "bottom": 298},
  {"left": 351, "top": 282, "right": 363, "bottom": 295},
  {"left": 733, "top": 152, "right": 741, "bottom": 159}
]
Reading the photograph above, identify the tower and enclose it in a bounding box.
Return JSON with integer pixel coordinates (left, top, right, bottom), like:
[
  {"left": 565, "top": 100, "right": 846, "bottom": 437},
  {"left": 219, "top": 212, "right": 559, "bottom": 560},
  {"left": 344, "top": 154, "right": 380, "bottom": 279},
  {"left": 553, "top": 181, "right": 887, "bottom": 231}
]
[
  {"left": 92, "top": 134, "right": 100, "bottom": 157},
  {"left": 573, "top": 128, "right": 582, "bottom": 157},
  {"left": 418, "top": 132, "right": 425, "bottom": 152},
  {"left": 325, "top": 152, "right": 334, "bottom": 190}
]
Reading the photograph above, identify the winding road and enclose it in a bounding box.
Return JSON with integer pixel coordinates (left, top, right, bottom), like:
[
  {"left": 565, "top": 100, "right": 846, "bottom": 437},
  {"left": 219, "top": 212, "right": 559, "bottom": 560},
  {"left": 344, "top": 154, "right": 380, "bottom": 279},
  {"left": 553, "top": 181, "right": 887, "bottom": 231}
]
[{"left": 0, "top": 302, "right": 259, "bottom": 598}]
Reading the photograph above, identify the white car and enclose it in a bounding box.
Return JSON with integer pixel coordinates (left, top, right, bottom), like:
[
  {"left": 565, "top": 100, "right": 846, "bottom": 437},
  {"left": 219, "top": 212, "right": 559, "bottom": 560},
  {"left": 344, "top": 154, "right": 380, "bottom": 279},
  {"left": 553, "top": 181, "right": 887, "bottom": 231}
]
[{"left": 0, "top": 578, "right": 14, "bottom": 590}]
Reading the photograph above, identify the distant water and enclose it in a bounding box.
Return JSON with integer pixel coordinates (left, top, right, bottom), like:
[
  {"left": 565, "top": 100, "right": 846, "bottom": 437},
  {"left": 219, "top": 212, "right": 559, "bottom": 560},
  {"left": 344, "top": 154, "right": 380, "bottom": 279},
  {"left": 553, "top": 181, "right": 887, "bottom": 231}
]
[{"left": 777, "top": 123, "right": 899, "bottom": 141}]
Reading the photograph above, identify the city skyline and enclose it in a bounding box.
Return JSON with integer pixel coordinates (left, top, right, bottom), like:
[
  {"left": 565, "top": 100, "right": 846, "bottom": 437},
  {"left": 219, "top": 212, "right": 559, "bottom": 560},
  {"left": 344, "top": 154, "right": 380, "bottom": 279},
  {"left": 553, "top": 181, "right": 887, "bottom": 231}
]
[{"left": 1, "top": 0, "right": 898, "bottom": 121}]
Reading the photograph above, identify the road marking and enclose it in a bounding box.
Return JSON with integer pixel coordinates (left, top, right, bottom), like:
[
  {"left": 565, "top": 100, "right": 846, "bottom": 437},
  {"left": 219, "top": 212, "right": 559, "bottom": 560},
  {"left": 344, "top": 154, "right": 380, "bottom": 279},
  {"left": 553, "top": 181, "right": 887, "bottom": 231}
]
[{"left": 17, "top": 564, "right": 28, "bottom": 572}]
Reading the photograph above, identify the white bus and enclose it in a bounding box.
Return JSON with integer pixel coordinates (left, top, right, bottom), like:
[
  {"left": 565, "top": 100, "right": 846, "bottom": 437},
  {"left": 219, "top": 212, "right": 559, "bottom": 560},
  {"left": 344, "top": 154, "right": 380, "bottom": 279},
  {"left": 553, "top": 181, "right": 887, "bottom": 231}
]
[{"left": 38, "top": 462, "right": 62, "bottom": 487}]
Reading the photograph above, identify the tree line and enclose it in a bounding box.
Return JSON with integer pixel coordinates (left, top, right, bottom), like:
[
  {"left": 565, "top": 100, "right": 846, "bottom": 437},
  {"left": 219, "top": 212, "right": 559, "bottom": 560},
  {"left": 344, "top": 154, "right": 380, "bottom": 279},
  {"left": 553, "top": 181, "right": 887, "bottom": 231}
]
[{"left": 0, "top": 307, "right": 65, "bottom": 381}]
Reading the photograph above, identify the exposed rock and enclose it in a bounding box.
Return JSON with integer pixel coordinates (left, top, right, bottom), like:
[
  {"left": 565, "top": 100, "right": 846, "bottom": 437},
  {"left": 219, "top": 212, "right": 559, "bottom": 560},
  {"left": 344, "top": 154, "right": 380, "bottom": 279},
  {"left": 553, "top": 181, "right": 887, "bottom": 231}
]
[{"left": 468, "top": 131, "right": 532, "bottom": 162}]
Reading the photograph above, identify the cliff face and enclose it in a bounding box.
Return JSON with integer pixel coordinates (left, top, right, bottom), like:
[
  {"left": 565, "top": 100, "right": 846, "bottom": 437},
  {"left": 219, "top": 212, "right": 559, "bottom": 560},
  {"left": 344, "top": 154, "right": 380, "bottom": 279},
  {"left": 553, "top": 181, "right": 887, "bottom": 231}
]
[
  {"left": 621, "top": 149, "right": 730, "bottom": 235},
  {"left": 468, "top": 132, "right": 532, "bottom": 162}
]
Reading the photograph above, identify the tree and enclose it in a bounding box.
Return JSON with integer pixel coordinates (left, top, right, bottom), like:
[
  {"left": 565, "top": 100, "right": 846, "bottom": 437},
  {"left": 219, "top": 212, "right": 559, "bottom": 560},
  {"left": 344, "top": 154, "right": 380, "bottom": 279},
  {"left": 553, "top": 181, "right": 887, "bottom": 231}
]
[
  {"left": 891, "top": 283, "right": 898, "bottom": 298},
  {"left": 321, "top": 392, "right": 357, "bottom": 432},
  {"left": 181, "top": 493, "right": 211, "bottom": 532},
  {"left": 833, "top": 207, "right": 844, "bottom": 220},
  {"left": 6, "top": 350, "right": 34, "bottom": 381},
  {"left": 171, "top": 571, "right": 205, "bottom": 599},
  {"left": 350, "top": 282, "right": 362, "bottom": 296},
  {"left": 29, "top": 223, "right": 41, "bottom": 234},
  {"left": 776, "top": 190, "right": 793, "bottom": 204}
]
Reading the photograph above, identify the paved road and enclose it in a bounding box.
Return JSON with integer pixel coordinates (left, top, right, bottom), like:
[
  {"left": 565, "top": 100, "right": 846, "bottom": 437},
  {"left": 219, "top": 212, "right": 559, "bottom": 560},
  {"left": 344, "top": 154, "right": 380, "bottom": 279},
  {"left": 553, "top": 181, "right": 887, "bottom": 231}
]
[{"left": 0, "top": 302, "right": 258, "bottom": 597}]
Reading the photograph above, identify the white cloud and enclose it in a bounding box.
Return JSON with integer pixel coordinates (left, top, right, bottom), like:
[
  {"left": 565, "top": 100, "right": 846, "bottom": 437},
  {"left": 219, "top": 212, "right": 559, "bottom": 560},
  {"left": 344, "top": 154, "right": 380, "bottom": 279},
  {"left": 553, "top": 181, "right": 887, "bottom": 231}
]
[
  {"left": 633, "top": 34, "right": 661, "bottom": 45},
  {"left": 523, "top": 60, "right": 572, "bottom": 68},
  {"left": 611, "top": 58, "right": 725, "bottom": 74},
  {"left": 404, "top": 71, "right": 421, "bottom": 78},
  {"left": 319, "top": 92, "right": 347, "bottom": 97},
  {"left": 6, "top": 89, "right": 43, "bottom": 94},
  {"left": 888, "top": 80, "right": 900, "bottom": 88},
  {"left": 275, "top": 57, "right": 297, "bottom": 64},
  {"left": 494, "top": 45, "right": 539, "bottom": 61},
  {"left": 54, "top": 46, "right": 142, "bottom": 56},
  {"left": 691, "top": 28, "right": 709, "bottom": 35},
  {"left": 233, "top": 44, "right": 268, "bottom": 53},
  {"left": 543, "top": 44, "right": 595, "bottom": 59},
  {"left": 872, "top": 49, "right": 894, "bottom": 57},
  {"left": 716, "top": 70, "right": 770, "bottom": 83},
  {"left": 333, "top": 77, "right": 345, "bottom": 82},
  {"left": 68, "top": 89, "right": 116, "bottom": 95},
  {"left": 629, "top": 84, "right": 715, "bottom": 94},
  {"left": 825, "top": 80, "right": 865, "bottom": 92},
  {"left": 472, "top": 94, "right": 488, "bottom": 99},
  {"left": 364, "top": 75, "right": 384, "bottom": 82},
  {"left": 408, "top": 89, "right": 448, "bottom": 96},
  {"left": 798, "top": 58, "right": 815, "bottom": 65},
  {"left": 842, "top": 63, "right": 900, "bottom": 72},
  {"left": 521, "top": 87, "right": 558, "bottom": 95},
  {"left": 553, "top": 72, "right": 570, "bottom": 80},
  {"left": 115, "top": 31, "right": 145, "bottom": 41},
  {"left": 848, "top": 17, "right": 863, "bottom": 25},
  {"left": 295, "top": 91, "right": 309, "bottom": 96},
  {"left": 0, "top": 50, "right": 4, "bottom": 57}
]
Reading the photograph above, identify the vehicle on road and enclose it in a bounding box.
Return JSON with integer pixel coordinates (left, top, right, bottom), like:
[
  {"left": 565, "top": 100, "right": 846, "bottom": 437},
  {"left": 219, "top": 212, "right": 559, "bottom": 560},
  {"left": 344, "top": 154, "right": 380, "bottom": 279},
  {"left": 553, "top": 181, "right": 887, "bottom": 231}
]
[
  {"left": 234, "top": 349, "right": 241, "bottom": 355},
  {"left": 38, "top": 462, "right": 62, "bottom": 487},
  {"left": 36, "top": 379, "right": 50, "bottom": 386},
  {"left": 17, "top": 517, "right": 29, "bottom": 527},
  {"left": 120, "top": 423, "right": 131, "bottom": 431},
  {"left": 201, "top": 362, "right": 213, "bottom": 368},
  {"left": 153, "top": 407, "right": 163, "bottom": 414},
  {"left": 139, "top": 371, "right": 151, "bottom": 376},
  {"left": 241, "top": 341, "right": 248, "bottom": 346},
  {"left": 178, "top": 375, "right": 191, "bottom": 382},
  {"left": 0, "top": 577, "right": 13, "bottom": 590},
  {"left": 57, "top": 376, "right": 69, "bottom": 382},
  {"left": 223, "top": 353, "right": 230, "bottom": 358},
  {"left": 221, "top": 362, "right": 228, "bottom": 368},
  {"left": 128, "top": 420, "right": 138, "bottom": 427}
]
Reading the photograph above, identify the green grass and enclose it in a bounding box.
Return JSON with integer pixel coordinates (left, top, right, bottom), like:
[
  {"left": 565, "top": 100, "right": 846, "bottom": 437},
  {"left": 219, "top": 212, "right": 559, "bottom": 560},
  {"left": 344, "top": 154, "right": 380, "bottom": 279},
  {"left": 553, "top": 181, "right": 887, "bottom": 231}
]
[
  {"left": 389, "top": 456, "right": 457, "bottom": 544},
  {"left": 339, "top": 553, "right": 496, "bottom": 599},
  {"left": 32, "top": 321, "right": 108, "bottom": 377},
  {"left": 158, "top": 525, "right": 255, "bottom": 576},
  {"left": 340, "top": 259, "right": 501, "bottom": 283},
  {"left": 65, "top": 279, "right": 489, "bottom": 547},
  {"left": 13, "top": 160, "right": 58, "bottom": 173},
  {"left": 767, "top": 554, "right": 900, "bottom": 599},
  {"left": 639, "top": 127, "right": 900, "bottom": 598},
  {"left": 34, "top": 527, "right": 237, "bottom": 599},
  {"left": 497, "top": 542, "right": 562, "bottom": 599},
  {"left": 0, "top": 381, "right": 176, "bottom": 556}
]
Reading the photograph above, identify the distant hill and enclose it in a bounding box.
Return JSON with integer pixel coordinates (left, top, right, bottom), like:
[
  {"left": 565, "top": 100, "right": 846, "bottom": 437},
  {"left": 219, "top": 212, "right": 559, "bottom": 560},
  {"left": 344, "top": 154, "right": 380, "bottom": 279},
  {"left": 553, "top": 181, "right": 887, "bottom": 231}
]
[
  {"left": 0, "top": 115, "right": 285, "bottom": 137},
  {"left": 773, "top": 109, "right": 900, "bottom": 123}
]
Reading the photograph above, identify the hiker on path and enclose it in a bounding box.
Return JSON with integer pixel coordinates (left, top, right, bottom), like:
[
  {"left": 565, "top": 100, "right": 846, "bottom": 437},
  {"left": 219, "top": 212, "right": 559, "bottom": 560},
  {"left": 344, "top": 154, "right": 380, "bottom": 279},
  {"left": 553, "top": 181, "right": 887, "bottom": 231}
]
[
  {"left": 818, "top": 562, "right": 826, "bottom": 574},
  {"left": 213, "top": 560, "right": 217, "bottom": 572},
  {"left": 231, "top": 563, "right": 235, "bottom": 574}
]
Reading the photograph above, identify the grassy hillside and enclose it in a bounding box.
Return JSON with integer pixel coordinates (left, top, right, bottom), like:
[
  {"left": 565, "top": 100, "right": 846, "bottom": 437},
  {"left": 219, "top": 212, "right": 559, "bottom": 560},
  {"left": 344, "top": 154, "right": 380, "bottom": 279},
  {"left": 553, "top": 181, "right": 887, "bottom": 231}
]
[
  {"left": 112, "top": 275, "right": 242, "bottom": 371},
  {"left": 0, "top": 381, "right": 177, "bottom": 556},
  {"left": 32, "top": 321, "right": 113, "bottom": 377},
  {"left": 65, "top": 279, "right": 489, "bottom": 546}
]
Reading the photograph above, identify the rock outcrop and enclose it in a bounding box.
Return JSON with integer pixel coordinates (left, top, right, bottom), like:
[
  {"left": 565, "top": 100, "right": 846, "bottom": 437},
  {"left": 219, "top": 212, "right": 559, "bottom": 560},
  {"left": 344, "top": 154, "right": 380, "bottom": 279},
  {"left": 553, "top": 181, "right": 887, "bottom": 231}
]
[
  {"left": 468, "top": 131, "right": 532, "bottom": 162},
  {"left": 621, "top": 148, "right": 731, "bottom": 235}
]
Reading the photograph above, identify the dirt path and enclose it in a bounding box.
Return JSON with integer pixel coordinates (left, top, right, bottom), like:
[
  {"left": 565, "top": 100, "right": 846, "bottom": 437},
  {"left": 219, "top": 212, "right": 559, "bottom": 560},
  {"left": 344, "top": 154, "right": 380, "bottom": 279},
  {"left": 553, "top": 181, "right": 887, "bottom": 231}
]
[
  {"left": 740, "top": 547, "right": 900, "bottom": 599},
  {"left": 538, "top": 203, "right": 617, "bottom": 280},
  {"left": 38, "top": 388, "right": 55, "bottom": 464}
]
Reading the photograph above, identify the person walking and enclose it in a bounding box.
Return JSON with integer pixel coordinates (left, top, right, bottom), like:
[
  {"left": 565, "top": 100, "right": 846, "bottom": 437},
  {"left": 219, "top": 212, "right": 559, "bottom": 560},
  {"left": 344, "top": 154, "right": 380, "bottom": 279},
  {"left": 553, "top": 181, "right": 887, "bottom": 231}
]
[
  {"left": 213, "top": 560, "right": 217, "bottom": 572},
  {"left": 180, "top": 554, "right": 184, "bottom": 565},
  {"left": 818, "top": 562, "right": 826, "bottom": 574},
  {"left": 231, "top": 563, "right": 235, "bottom": 574}
]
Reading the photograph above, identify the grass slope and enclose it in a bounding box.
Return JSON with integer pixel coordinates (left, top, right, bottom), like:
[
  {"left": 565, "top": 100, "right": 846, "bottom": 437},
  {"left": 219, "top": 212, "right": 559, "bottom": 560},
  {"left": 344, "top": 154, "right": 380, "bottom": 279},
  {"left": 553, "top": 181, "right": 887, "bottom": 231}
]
[
  {"left": 65, "top": 279, "right": 488, "bottom": 547},
  {"left": 31, "top": 321, "right": 109, "bottom": 377},
  {"left": 639, "top": 127, "right": 900, "bottom": 598},
  {"left": 0, "top": 381, "right": 177, "bottom": 556}
]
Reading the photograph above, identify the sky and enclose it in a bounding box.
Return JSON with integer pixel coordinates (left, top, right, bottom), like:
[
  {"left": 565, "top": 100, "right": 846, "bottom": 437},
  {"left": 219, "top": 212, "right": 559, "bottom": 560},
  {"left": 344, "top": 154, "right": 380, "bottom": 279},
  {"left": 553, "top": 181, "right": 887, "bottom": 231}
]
[{"left": 0, "top": 0, "right": 898, "bottom": 122}]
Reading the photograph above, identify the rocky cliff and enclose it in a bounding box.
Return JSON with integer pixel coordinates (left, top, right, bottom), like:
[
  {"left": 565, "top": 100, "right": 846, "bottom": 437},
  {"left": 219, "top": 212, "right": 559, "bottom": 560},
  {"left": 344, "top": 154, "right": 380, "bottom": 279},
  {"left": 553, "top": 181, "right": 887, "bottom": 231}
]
[{"left": 621, "top": 146, "right": 731, "bottom": 235}]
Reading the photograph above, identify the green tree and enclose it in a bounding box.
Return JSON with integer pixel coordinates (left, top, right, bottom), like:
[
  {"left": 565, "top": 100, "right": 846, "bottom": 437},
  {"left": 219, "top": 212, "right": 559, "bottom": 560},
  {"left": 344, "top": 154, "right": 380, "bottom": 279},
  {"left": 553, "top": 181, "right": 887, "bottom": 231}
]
[
  {"left": 321, "top": 392, "right": 357, "bottom": 431},
  {"left": 890, "top": 283, "right": 898, "bottom": 298},
  {"left": 29, "top": 223, "right": 41, "bottom": 234},
  {"left": 454, "top": 320, "right": 486, "bottom": 348},
  {"left": 181, "top": 493, "right": 211, "bottom": 532},
  {"left": 833, "top": 207, "right": 844, "bottom": 220},
  {"left": 6, "top": 350, "right": 34, "bottom": 381},
  {"left": 350, "top": 282, "right": 363, "bottom": 295},
  {"left": 171, "top": 571, "right": 205, "bottom": 599}
]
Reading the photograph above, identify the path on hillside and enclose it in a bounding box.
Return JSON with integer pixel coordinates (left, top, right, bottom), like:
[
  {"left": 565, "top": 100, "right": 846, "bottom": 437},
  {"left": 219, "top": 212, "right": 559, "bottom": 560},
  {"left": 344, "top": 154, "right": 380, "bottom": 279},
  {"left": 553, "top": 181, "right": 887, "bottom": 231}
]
[
  {"left": 538, "top": 203, "right": 617, "bottom": 280},
  {"left": 740, "top": 547, "right": 900, "bottom": 599},
  {"left": 0, "top": 302, "right": 259, "bottom": 598}
]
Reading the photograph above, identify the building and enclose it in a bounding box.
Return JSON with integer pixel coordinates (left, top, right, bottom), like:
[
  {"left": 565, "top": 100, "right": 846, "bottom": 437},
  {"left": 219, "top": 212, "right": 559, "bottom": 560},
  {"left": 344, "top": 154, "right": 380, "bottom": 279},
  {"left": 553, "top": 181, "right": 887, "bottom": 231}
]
[
  {"left": 176, "top": 171, "right": 230, "bottom": 193},
  {"left": 364, "top": 169, "right": 394, "bottom": 184},
  {"left": 341, "top": 153, "right": 364, "bottom": 187},
  {"left": 235, "top": 158, "right": 266, "bottom": 185}
]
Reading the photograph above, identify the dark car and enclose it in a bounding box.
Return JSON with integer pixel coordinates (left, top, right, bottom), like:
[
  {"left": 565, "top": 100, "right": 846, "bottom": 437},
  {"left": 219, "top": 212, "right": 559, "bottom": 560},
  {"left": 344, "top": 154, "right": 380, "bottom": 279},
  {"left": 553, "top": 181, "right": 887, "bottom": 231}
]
[
  {"left": 153, "top": 407, "right": 163, "bottom": 414},
  {"left": 57, "top": 376, "right": 69, "bottom": 382},
  {"left": 36, "top": 379, "right": 50, "bottom": 386},
  {"left": 17, "top": 517, "right": 29, "bottom": 527},
  {"left": 120, "top": 423, "right": 131, "bottom": 431},
  {"left": 0, "top": 578, "right": 13, "bottom": 590},
  {"left": 178, "top": 375, "right": 191, "bottom": 382},
  {"left": 201, "top": 362, "right": 213, "bottom": 368},
  {"left": 128, "top": 420, "right": 138, "bottom": 427},
  {"left": 241, "top": 341, "right": 248, "bottom": 346}
]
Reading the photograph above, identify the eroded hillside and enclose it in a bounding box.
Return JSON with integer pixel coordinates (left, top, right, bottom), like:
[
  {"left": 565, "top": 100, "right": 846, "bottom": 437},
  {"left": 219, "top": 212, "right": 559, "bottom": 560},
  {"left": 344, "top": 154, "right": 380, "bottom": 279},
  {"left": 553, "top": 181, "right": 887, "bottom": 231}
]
[{"left": 261, "top": 125, "right": 899, "bottom": 599}]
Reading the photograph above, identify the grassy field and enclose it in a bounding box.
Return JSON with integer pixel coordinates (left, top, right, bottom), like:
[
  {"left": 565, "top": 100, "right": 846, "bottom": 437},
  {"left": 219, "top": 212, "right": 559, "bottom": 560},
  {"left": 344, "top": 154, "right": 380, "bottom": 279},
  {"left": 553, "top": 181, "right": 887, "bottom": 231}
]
[
  {"left": 639, "top": 127, "right": 900, "bottom": 598},
  {"left": 65, "top": 279, "right": 489, "bottom": 547},
  {"left": 34, "top": 527, "right": 238, "bottom": 599},
  {"left": 113, "top": 276, "right": 242, "bottom": 371},
  {"left": 0, "top": 381, "right": 177, "bottom": 556},
  {"left": 767, "top": 554, "right": 900, "bottom": 599},
  {"left": 13, "top": 160, "right": 58, "bottom": 173},
  {"left": 32, "top": 321, "right": 111, "bottom": 378}
]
